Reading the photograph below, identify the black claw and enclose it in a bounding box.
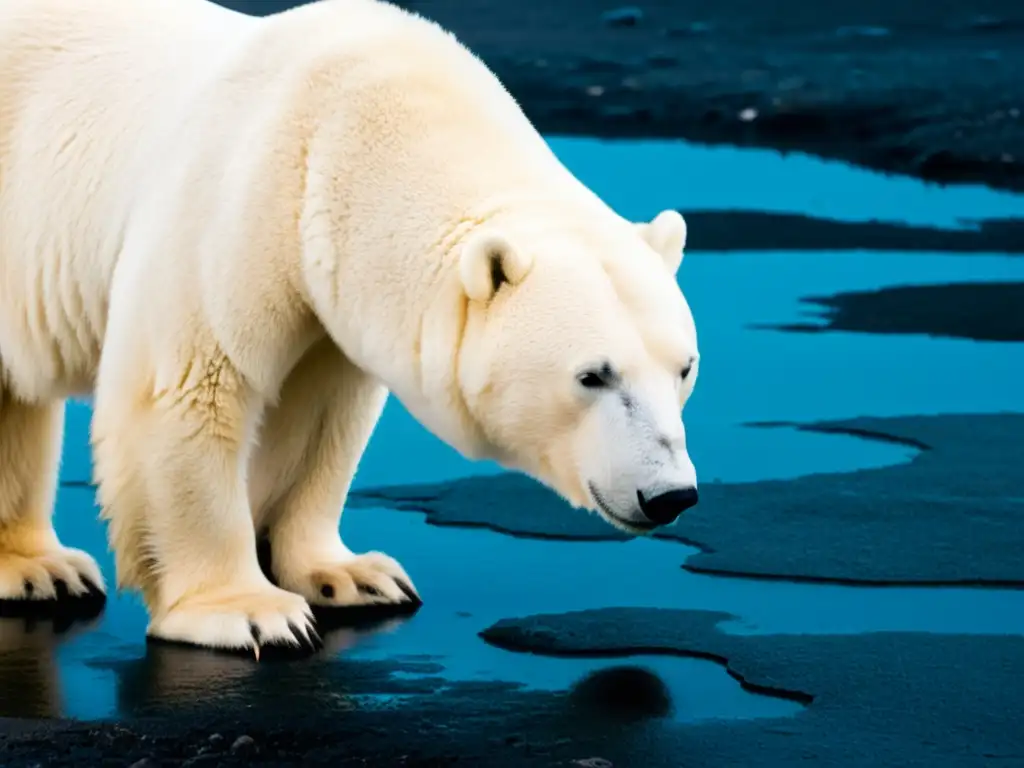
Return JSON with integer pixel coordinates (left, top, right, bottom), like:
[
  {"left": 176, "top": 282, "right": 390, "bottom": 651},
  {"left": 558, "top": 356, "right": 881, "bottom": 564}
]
[
  {"left": 53, "top": 579, "right": 70, "bottom": 601},
  {"left": 288, "top": 620, "right": 322, "bottom": 653},
  {"left": 82, "top": 578, "right": 104, "bottom": 597},
  {"left": 22, "top": 580, "right": 34, "bottom": 597},
  {"left": 395, "top": 579, "right": 422, "bottom": 605},
  {"left": 320, "top": 583, "right": 335, "bottom": 599},
  {"left": 287, "top": 620, "right": 309, "bottom": 650},
  {"left": 309, "top": 626, "right": 324, "bottom": 650}
]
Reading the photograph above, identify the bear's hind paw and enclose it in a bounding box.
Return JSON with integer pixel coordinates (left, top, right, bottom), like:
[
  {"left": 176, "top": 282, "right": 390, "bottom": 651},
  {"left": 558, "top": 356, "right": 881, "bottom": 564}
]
[
  {"left": 297, "top": 551, "right": 421, "bottom": 610},
  {"left": 147, "top": 584, "right": 321, "bottom": 658}
]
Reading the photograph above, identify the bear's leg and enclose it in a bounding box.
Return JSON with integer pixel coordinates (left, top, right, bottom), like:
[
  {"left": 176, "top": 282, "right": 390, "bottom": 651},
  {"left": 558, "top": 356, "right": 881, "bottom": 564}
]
[
  {"left": 251, "top": 340, "right": 420, "bottom": 609},
  {"left": 92, "top": 351, "right": 318, "bottom": 654},
  {"left": 0, "top": 391, "right": 105, "bottom": 602}
]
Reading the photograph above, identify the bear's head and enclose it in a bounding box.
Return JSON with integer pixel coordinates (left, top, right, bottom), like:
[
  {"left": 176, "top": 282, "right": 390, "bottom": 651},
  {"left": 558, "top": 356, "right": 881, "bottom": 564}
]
[{"left": 457, "top": 208, "right": 699, "bottom": 535}]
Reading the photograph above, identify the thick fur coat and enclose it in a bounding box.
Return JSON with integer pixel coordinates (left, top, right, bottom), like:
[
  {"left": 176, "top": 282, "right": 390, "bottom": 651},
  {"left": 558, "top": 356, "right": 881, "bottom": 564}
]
[{"left": 0, "top": 0, "right": 699, "bottom": 651}]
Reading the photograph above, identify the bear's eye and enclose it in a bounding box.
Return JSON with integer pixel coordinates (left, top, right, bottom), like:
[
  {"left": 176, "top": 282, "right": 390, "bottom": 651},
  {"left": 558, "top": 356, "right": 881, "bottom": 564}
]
[
  {"left": 577, "top": 362, "right": 616, "bottom": 390},
  {"left": 680, "top": 357, "right": 697, "bottom": 381}
]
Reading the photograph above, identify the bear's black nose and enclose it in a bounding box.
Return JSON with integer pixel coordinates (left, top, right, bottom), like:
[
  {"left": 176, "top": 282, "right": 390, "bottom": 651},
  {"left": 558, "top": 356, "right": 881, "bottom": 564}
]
[{"left": 637, "top": 487, "right": 699, "bottom": 525}]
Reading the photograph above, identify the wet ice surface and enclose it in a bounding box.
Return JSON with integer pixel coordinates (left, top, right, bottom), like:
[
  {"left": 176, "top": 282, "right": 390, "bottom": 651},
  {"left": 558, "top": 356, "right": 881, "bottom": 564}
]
[{"left": 6, "top": 138, "right": 1023, "bottom": 728}]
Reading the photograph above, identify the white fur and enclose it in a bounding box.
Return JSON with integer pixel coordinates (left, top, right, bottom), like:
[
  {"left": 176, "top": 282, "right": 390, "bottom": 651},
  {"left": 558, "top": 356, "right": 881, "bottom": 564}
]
[{"left": 0, "top": 0, "right": 699, "bottom": 650}]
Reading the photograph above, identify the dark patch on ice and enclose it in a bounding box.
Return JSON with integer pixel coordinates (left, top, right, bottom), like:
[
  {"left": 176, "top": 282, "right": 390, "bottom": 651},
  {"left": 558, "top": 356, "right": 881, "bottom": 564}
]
[
  {"left": 352, "top": 413, "right": 1024, "bottom": 586},
  {"left": 481, "top": 607, "right": 1024, "bottom": 767},
  {"left": 682, "top": 211, "right": 1024, "bottom": 254},
  {"left": 763, "top": 281, "right": 1024, "bottom": 341}
]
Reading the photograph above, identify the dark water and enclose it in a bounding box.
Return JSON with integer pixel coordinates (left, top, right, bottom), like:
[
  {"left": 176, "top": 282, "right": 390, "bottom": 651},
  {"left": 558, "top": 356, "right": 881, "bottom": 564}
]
[{"left": 5, "top": 137, "right": 1023, "bottom": 725}]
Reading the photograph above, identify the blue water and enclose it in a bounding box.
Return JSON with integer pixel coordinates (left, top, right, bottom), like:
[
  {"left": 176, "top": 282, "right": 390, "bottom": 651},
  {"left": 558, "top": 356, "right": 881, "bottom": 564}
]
[
  {"left": 8, "top": 136, "right": 1024, "bottom": 725},
  {"left": 556, "top": 136, "right": 1024, "bottom": 227}
]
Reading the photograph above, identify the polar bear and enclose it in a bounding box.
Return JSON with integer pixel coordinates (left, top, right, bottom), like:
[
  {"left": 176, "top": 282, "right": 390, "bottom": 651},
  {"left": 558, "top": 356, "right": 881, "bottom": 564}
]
[{"left": 0, "top": 0, "right": 700, "bottom": 653}]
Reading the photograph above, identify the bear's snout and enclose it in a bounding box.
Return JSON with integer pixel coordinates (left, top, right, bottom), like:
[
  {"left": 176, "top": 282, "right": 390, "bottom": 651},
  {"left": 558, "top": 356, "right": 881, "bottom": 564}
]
[{"left": 636, "top": 487, "right": 699, "bottom": 526}]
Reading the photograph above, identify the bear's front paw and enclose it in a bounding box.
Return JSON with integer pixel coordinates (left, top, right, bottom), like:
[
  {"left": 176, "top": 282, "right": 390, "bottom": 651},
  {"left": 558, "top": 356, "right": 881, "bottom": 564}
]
[
  {"left": 284, "top": 551, "right": 421, "bottom": 609},
  {"left": 0, "top": 546, "right": 106, "bottom": 603},
  {"left": 147, "top": 582, "right": 321, "bottom": 658}
]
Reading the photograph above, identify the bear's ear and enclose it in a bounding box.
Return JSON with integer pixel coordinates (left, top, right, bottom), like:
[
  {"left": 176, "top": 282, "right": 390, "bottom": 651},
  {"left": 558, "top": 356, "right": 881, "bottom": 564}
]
[
  {"left": 637, "top": 209, "right": 687, "bottom": 275},
  {"left": 459, "top": 231, "right": 533, "bottom": 303}
]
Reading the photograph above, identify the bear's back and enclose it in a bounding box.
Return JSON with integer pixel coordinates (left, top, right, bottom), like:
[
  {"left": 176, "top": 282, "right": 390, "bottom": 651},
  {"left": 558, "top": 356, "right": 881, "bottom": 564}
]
[
  {"left": 0, "top": 0, "right": 564, "bottom": 403},
  {"left": 0, "top": 0, "right": 255, "bottom": 399}
]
